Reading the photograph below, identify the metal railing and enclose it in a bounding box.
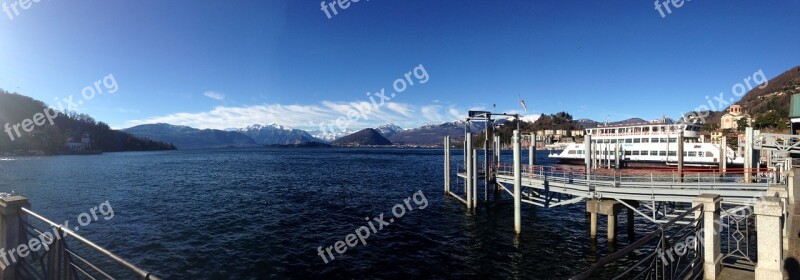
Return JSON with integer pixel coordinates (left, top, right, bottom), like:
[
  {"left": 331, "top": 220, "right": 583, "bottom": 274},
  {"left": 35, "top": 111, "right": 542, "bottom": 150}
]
[
  {"left": 16, "top": 207, "right": 159, "bottom": 280},
  {"left": 571, "top": 204, "right": 704, "bottom": 280}
]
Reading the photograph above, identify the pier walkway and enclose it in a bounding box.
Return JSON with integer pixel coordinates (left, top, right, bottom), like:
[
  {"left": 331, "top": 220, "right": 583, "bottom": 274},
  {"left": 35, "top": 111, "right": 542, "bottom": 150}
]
[{"left": 443, "top": 123, "right": 797, "bottom": 279}]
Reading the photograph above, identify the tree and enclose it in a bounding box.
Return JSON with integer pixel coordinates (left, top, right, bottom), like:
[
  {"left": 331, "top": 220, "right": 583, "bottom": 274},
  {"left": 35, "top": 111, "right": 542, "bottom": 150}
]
[{"left": 736, "top": 118, "right": 748, "bottom": 132}]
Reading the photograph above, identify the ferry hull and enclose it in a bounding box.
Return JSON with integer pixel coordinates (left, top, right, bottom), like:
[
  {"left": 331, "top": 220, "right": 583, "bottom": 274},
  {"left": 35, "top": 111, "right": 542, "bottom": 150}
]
[{"left": 554, "top": 158, "right": 744, "bottom": 169}]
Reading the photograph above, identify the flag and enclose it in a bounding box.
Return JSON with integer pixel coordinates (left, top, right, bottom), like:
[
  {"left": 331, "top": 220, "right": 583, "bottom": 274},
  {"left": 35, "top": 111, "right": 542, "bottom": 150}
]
[{"left": 519, "top": 95, "right": 528, "bottom": 112}]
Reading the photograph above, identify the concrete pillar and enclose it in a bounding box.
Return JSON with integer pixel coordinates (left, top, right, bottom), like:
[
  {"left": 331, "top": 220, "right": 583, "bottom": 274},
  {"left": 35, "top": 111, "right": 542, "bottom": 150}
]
[
  {"left": 790, "top": 169, "right": 798, "bottom": 205},
  {"left": 754, "top": 196, "right": 785, "bottom": 280},
  {"left": 466, "top": 134, "right": 473, "bottom": 209},
  {"left": 767, "top": 185, "right": 789, "bottom": 255},
  {"left": 513, "top": 130, "right": 522, "bottom": 234},
  {"left": 614, "top": 143, "right": 620, "bottom": 169},
  {"left": 444, "top": 136, "right": 450, "bottom": 194},
  {"left": 607, "top": 213, "right": 617, "bottom": 242},
  {"left": 0, "top": 195, "right": 31, "bottom": 280},
  {"left": 692, "top": 194, "right": 722, "bottom": 280},
  {"left": 584, "top": 134, "right": 592, "bottom": 176},
  {"left": 590, "top": 212, "right": 598, "bottom": 238}
]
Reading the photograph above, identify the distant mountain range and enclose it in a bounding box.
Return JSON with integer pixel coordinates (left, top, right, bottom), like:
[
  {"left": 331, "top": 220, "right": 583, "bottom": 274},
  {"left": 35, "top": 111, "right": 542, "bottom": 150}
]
[
  {"left": 237, "top": 124, "right": 320, "bottom": 145},
  {"left": 388, "top": 120, "right": 487, "bottom": 146},
  {"left": 124, "top": 124, "right": 257, "bottom": 149},
  {"left": 331, "top": 128, "right": 392, "bottom": 146}
]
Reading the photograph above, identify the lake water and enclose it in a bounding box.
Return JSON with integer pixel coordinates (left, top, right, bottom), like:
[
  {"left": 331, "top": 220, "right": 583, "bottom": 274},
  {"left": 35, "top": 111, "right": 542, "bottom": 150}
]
[{"left": 0, "top": 148, "right": 654, "bottom": 279}]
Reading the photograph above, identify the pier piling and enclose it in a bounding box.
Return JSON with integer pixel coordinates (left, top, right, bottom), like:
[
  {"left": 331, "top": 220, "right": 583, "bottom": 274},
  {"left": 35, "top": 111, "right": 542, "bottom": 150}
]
[
  {"left": 444, "top": 136, "right": 450, "bottom": 194},
  {"left": 466, "top": 134, "right": 473, "bottom": 209},
  {"left": 678, "top": 131, "right": 684, "bottom": 182},
  {"left": 513, "top": 130, "right": 522, "bottom": 234}
]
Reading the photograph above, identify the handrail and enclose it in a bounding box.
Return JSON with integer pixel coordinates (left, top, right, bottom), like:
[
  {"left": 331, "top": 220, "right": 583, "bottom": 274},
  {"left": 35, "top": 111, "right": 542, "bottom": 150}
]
[
  {"left": 20, "top": 207, "right": 160, "bottom": 280},
  {"left": 570, "top": 203, "right": 703, "bottom": 280}
]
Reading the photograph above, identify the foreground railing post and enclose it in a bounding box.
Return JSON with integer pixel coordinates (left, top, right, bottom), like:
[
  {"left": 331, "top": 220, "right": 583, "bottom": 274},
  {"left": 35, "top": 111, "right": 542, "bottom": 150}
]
[
  {"left": 692, "top": 194, "right": 721, "bottom": 280},
  {"left": 754, "top": 196, "right": 785, "bottom": 280},
  {"left": 0, "top": 195, "right": 31, "bottom": 280}
]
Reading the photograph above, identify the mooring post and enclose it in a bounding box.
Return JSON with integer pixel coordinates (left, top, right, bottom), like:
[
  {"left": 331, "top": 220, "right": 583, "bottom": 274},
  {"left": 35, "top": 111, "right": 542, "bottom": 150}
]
[
  {"left": 626, "top": 207, "right": 635, "bottom": 237},
  {"left": 745, "top": 127, "right": 754, "bottom": 183},
  {"left": 678, "top": 131, "right": 684, "bottom": 182},
  {"left": 444, "top": 136, "right": 450, "bottom": 194},
  {"left": 466, "top": 133, "right": 473, "bottom": 209},
  {"left": 585, "top": 134, "right": 592, "bottom": 176},
  {"left": 0, "top": 195, "right": 31, "bottom": 280},
  {"left": 495, "top": 135, "right": 501, "bottom": 167},
  {"left": 472, "top": 149, "right": 478, "bottom": 208},
  {"left": 719, "top": 136, "right": 727, "bottom": 176},
  {"left": 513, "top": 130, "right": 522, "bottom": 234},
  {"left": 692, "top": 194, "right": 722, "bottom": 280},
  {"left": 614, "top": 143, "right": 620, "bottom": 169},
  {"left": 529, "top": 133, "right": 536, "bottom": 167},
  {"left": 754, "top": 196, "right": 785, "bottom": 280}
]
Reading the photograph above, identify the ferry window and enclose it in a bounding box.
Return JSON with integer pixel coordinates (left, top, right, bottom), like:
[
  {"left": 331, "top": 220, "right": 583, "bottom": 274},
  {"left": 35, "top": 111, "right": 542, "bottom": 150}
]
[
  {"left": 688, "top": 151, "right": 697, "bottom": 157},
  {"left": 669, "top": 151, "right": 676, "bottom": 156},
  {"left": 610, "top": 151, "right": 615, "bottom": 156},
  {"left": 651, "top": 138, "right": 659, "bottom": 143},
  {"left": 568, "top": 150, "right": 576, "bottom": 154},
  {"left": 643, "top": 127, "right": 650, "bottom": 132},
  {"left": 591, "top": 140, "right": 596, "bottom": 144},
  {"left": 650, "top": 151, "right": 658, "bottom": 156},
  {"left": 603, "top": 139, "right": 610, "bottom": 143},
  {"left": 625, "top": 151, "right": 632, "bottom": 156},
  {"left": 660, "top": 138, "right": 668, "bottom": 143},
  {"left": 632, "top": 151, "right": 639, "bottom": 155},
  {"left": 706, "top": 152, "right": 713, "bottom": 157},
  {"left": 659, "top": 151, "right": 666, "bottom": 156},
  {"left": 683, "top": 152, "right": 688, "bottom": 157},
  {"left": 625, "top": 139, "right": 632, "bottom": 143},
  {"left": 668, "top": 138, "right": 677, "bottom": 143},
  {"left": 633, "top": 138, "right": 641, "bottom": 143},
  {"left": 639, "top": 151, "right": 647, "bottom": 155},
  {"left": 641, "top": 138, "right": 649, "bottom": 143},
  {"left": 610, "top": 139, "right": 617, "bottom": 144},
  {"left": 578, "top": 150, "right": 584, "bottom": 154}
]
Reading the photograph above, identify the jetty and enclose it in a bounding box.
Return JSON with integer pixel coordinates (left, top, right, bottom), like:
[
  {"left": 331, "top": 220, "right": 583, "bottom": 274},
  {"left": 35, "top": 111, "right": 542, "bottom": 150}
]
[{"left": 444, "top": 111, "right": 800, "bottom": 279}]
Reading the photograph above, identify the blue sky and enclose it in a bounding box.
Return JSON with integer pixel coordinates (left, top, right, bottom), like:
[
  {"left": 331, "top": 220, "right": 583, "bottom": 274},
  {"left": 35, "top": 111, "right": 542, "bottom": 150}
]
[{"left": 0, "top": 0, "right": 798, "bottom": 130}]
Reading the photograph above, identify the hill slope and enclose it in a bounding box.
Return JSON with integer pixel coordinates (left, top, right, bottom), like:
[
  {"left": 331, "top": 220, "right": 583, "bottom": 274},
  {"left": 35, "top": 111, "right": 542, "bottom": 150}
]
[
  {"left": 331, "top": 128, "right": 393, "bottom": 146},
  {"left": 0, "top": 90, "right": 175, "bottom": 155}
]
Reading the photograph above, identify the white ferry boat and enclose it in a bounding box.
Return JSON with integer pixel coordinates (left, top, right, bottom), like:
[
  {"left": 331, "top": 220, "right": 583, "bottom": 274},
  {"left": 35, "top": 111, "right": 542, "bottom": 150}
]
[{"left": 548, "top": 121, "right": 744, "bottom": 168}]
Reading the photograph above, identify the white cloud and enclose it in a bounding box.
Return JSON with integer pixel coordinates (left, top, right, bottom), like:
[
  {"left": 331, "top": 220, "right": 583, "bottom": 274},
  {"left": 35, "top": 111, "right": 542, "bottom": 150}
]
[
  {"left": 203, "top": 91, "right": 225, "bottom": 101},
  {"left": 124, "top": 101, "right": 462, "bottom": 131}
]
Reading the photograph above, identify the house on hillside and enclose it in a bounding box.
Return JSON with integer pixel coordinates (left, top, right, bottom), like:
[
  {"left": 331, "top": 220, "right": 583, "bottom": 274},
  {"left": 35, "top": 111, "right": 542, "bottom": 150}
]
[
  {"left": 720, "top": 105, "right": 752, "bottom": 130},
  {"left": 65, "top": 133, "right": 92, "bottom": 151}
]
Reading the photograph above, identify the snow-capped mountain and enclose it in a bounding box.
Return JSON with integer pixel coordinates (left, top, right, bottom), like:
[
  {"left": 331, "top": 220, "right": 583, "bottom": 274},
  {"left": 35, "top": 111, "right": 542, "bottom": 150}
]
[
  {"left": 375, "top": 123, "right": 403, "bottom": 138},
  {"left": 237, "top": 123, "right": 321, "bottom": 145},
  {"left": 308, "top": 128, "right": 353, "bottom": 142}
]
